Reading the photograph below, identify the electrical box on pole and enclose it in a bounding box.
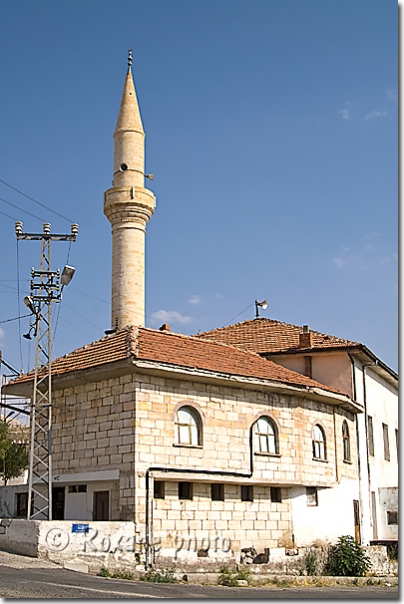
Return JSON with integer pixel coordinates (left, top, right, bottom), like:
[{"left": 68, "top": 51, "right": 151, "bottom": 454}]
[{"left": 15, "top": 221, "right": 78, "bottom": 520}]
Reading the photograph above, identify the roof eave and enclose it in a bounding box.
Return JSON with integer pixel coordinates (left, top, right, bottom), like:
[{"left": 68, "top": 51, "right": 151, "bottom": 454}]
[
  {"left": 1, "top": 357, "right": 134, "bottom": 399},
  {"left": 132, "top": 359, "right": 362, "bottom": 413}
]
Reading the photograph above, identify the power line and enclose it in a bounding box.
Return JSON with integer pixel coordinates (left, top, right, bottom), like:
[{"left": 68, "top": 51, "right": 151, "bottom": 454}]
[
  {"left": 224, "top": 303, "right": 254, "bottom": 327},
  {"left": 0, "top": 196, "right": 45, "bottom": 222},
  {"left": 69, "top": 286, "right": 111, "bottom": 305},
  {"left": 0, "top": 178, "right": 74, "bottom": 223},
  {"left": 0, "top": 314, "right": 31, "bottom": 325},
  {"left": 0, "top": 209, "right": 19, "bottom": 221},
  {"left": 0, "top": 282, "right": 30, "bottom": 294},
  {"left": 61, "top": 301, "right": 105, "bottom": 332}
]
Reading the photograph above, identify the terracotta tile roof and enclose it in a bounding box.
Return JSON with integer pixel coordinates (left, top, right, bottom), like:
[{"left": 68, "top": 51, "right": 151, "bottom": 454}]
[
  {"left": 195, "top": 318, "right": 360, "bottom": 354},
  {"left": 5, "top": 326, "right": 342, "bottom": 395}
]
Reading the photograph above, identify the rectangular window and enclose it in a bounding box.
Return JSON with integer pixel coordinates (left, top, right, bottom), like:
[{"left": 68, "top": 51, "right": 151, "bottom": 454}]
[
  {"left": 154, "top": 481, "right": 165, "bottom": 499},
  {"left": 387, "top": 511, "right": 398, "bottom": 525},
  {"left": 303, "top": 356, "right": 312, "bottom": 378},
  {"left": 16, "top": 492, "right": 28, "bottom": 517},
  {"left": 270, "top": 487, "right": 282, "bottom": 503},
  {"left": 382, "top": 423, "right": 390, "bottom": 461},
  {"left": 306, "top": 487, "right": 318, "bottom": 507},
  {"left": 68, "top": 484, "right": 87, "bottom": 493},
  {"left": 178, "top": 482, "right": 193, "bottom": 500},
  {"left": 241, "top": 485, "right": 253, "bottom": 502},
  {"left": 211, "top": 483, "right": 224, "bottom": 501},
  {"left": 368, "top": 416, "right": 374, "bottom": 456}
]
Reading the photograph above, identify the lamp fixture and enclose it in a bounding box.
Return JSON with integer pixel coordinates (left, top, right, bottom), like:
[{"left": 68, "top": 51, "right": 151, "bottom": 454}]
[
  {"left": 255, "top": 299, "right": 268, "bottom": 318},
  {"left": 61, "top": 265, "right": 76, "bottom": 286},
  {"left": 23, "top": 295, "right": 36, "bottom": 314}
]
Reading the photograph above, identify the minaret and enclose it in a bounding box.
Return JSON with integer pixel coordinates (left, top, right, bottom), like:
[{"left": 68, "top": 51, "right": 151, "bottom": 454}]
[{"left": 104, "top": 51, "right": 156, "bottom": 330}]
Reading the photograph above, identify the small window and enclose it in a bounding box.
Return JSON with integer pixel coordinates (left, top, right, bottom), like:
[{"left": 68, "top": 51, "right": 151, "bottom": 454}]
[
  {"left": 304, "top": 356, "right": 312, "bottom": 378},
  {"left": 211, "top": 483, "right": 224, "bottom": 501},
  {"left": 16, "top": 492, "right": 28, "bottom": 517},
  {"left": 306, "top": 487, "right": 318, "bottom": 507},
  {"left": 368, "top": 416, "right": 374, "bottom": 456},
  {"left": 270, "top": 487, "right": 282, "bottom": 503},
  {"left": 68, "top": 484, "right": 87, "bottom": 493},
  {"left": 312, "top": 424, "right": 326, "bottom": 460},
  {"left": 255, "top": 417, "right": 278, "bottom": 454},
  {"left": 154, "top": 481, "right": 165, "bottom": 499},
  {"left": 178, "top": 482, "right": 193, "bottom": 500},
  {"left": 241, "top": 485, "right": 253, "bottom": 502},
  {"left": 382, "top": 423, "right": 390, "bottom": 461},
  {"left": 342, "top": 421, "right": 351, "bottom": 462},
  {"left": 175, "top": 406, "right": 201, "bottom": 446},
  {"left": 387, "top": 511, "right": 398, "bottom": 525}
]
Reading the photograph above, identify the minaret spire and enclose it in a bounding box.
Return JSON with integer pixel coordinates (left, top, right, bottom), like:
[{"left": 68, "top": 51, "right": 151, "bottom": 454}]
[{"left": 104, "top": 54, "right": 156, "bottom": 330}]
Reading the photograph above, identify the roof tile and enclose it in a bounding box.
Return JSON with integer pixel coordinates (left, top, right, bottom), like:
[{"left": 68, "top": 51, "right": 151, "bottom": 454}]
[
  {"left": 196, "top": 318, "right": 360, "bottom": 354},
  {"left": 6, "top": 326, "right": 341, "bottom": 395}
]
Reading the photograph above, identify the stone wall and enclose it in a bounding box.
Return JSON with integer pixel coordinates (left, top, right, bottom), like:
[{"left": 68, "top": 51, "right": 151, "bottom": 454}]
[
  {"left": 49, "top": 367, "right": 359, "bottom": 561},
  {"left": 132, "top": 373, "right": 358, "bottom": 559},
  {"left": 52, "top": 374, "right": 137, "bottom": 520}
]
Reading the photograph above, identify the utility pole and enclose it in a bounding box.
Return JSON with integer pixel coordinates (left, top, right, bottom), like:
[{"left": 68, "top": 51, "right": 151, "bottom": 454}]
[{"left": 15, "top": 221, "right": 78, "bottom": 520}]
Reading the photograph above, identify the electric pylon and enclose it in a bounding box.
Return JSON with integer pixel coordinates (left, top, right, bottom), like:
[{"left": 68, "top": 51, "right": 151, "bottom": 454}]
[{"left": 15, "top": 221, "right": 78, "bottom": 520}]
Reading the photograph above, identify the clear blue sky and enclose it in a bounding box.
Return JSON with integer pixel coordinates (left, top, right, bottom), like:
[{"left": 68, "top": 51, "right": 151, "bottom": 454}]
[{"left": 0, "top": 0, "right": 398, "bottom": 376}]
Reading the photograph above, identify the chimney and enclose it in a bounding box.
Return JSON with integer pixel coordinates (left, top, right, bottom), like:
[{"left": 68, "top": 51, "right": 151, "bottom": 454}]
[
  {"left": 159, "top": 324, "right": 170, "bottom": 332},
  {"left": 299, "top": 325, "right": 313, "bottom": 349}
]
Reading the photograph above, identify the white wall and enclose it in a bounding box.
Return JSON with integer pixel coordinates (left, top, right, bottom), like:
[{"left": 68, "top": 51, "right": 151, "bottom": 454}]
[
  {"left": 290, "top": 478, "right": 359, "bottom": 546},
  {"left": 63, "top": 480, "right": 117, "bottom": 521},
  {"left": 0, "top": 519, "right": 137, "bottom": 573},
  {"left": 354, "top": 363, "right": 398, "bottom": 542}
]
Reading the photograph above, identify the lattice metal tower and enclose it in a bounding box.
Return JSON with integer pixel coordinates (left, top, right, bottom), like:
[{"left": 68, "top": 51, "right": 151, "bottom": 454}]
[{"left": 15, "top": 221, "right": 78, "bottom": 520}]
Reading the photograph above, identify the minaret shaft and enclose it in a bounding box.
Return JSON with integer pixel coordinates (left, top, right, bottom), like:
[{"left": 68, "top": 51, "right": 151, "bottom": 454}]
[{"left": 104, "top": 64, "right": 155, "bottom": 329}]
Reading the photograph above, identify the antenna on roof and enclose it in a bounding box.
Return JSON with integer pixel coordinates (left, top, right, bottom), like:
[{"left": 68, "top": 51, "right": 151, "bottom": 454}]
[{"left": 255, "top": 299, "right": 267, "bottom": 319}]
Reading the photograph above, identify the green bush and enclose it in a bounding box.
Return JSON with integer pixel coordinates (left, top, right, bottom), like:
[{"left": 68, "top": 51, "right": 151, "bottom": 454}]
[
  {"left": 111, "top": 570, "right": 135, "bottom": 580},
  {"left": 218, "top": 565, "right": 252, "bottom": 586},
  {"left": 304, "top": 549, "right": 321, "bottom": 576},
  {"left": 324, "top": 535, "right": 371, "bottom": 577},
  {"left": 140, "top": 568, "right": 178, "bottom": 583},
  {"left": 98, "top": 567, "right": 135, "bottom": 580}
]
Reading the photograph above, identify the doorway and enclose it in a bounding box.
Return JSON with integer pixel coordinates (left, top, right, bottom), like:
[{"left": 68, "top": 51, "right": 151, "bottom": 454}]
[
  {"left": 353, "top": 499, "right": 361, "bottom": 543},
  {"left": 93, "top": 491, "right": 109, "bottom": 520},
  {"left": 52, "top": 487, "right": 65, "bottom": 520}
]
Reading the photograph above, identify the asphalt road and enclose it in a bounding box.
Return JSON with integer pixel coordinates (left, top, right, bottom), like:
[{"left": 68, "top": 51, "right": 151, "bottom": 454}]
[{"left": 0, "top": 564, "right": 398, "bottom": 599}]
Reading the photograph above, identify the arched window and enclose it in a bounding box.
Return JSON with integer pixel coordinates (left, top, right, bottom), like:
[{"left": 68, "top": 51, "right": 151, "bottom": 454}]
[
  {"left": 342, "top": 420, "right": 350, "bottom": 462},
  {"left": 312, "top": 424, "right": 326, "bottom": 460},
  {"left": 255, "top": 416, "right": 278, "bottom": 454},
  {"left": 175, "top": 406, "right": 201, "bottom": 446}
]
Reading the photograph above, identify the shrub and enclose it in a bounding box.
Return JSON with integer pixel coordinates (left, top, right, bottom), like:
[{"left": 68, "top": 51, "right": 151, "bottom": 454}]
[
  {"left": 111, "top": 570, "right": 135, "bottom": 580},
  {"left": 140, "top": 568, "right": 178, "bottom": 583},
  {"left": 324, "top": 535, "right": 371, "bottom": 577},
  {"left": 218, "top": 565, "right": 252, "bottom": 586},
  {"left": 98, "top": 567, "right": 110, "bottom": 577},
  {"left": 304, "top": 549, "right": 321, "bottom": 576},
  {"left": 218, "top": 565, "right": 239, "bottom": 587}
]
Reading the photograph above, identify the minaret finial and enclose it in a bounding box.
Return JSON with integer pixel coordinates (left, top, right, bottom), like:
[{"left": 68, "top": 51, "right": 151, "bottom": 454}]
[{"left": 128, "top": 48, "right": 133, "bottom": 70}]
